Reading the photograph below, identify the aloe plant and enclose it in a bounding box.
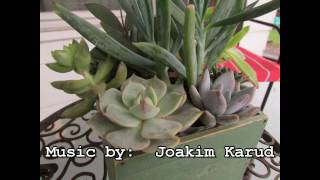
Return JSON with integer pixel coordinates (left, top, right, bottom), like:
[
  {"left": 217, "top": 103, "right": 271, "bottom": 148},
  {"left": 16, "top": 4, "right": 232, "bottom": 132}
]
[
  {"left": 189, "top": 69, "right": 260, "bottom": 126},
  {"left": 87, "top": 75, "right": 203, "bottom": 152}
]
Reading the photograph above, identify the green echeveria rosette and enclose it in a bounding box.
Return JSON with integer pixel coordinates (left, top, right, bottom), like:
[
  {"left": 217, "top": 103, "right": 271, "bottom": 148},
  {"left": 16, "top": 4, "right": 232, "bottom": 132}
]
[
  {"left": 189, "top": 69, "right": 260, "bottom": 127},
  {"left": 87, "top": 74, "right": 203, "bottom": 153}
]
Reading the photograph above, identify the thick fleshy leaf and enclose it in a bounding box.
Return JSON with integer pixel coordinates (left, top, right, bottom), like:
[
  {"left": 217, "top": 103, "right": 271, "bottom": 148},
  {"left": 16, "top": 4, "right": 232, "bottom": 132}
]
[
  {"left": 142, "top": 136, "right": 180, "bottom": 153},
  {"left": 217, "top": 114, "right": 240, "bottom": 125},
  {"left": 106, "top": 126, "right": 150, "bottom": 151},
  {"left": 200, "top": 111, "right": 217, "bottom": 128},
  {"left": 120, "top": 74, "right": 148, "bottom": 91},
  {"left": 141, "top": 118, "right": 182, "bottom": 139},
  {"left": 212, "top": 71, "right": 235, "bottom": 95},
  {"left": 105, "top": 62, "right": 128, "bottom": 89},
  {"left": 104, "top": 104, "right": 141, "bottom": 127},
  {"left": 224, "top": 90, "right": 232, "bottom": 103},
  {"left": 87, "top": 113, "right": 121, "bottom": 137},
  {"left": 225, "top": 94, "right": 250, "bottom": 114},
  {"left": 232, "top": 87, "right": 255, "bottom": 106},
  {"left": 122, "top": 82, "right": 146, "bottom": 108},
  {"left": 157, "top": 92, "right": 184, "bottom": 117},
  {"left": 144, "top": 86, "right": 158, "bottom": 105},
  {"left": 98, "top": 88, "right": 123, "bottom": 112},
  {"left": 46, "top": 63, "right": 73, "bottom": 73},
  {"left": 199, "top": 69, "right": 211, "bottom": 97},
  {"left": 165, "top": 103, "right": 203, "bottom": 131},
  {"left": 189, "top": 85, "right": 204, "bottom": 109},
  {"left": 234, "top": 81, "right": 241, "bottom": 92},
  {"left": 167, "top": 83, "right": 187, "bottom": 108},
  {"left": 130, "top": 98, "right": 160, "bottom": 120},
  {"left": 237, "top": 105, "right": 260, "bottom": 118},
  {"left": 146, "top": 76, "right": 167, "bottom": 101},
  {"left": 51, "top": 79, "right": 91, "bottom": 94},
  {"left": 203, "top": 90, "right": 227, "bottom": 115}
]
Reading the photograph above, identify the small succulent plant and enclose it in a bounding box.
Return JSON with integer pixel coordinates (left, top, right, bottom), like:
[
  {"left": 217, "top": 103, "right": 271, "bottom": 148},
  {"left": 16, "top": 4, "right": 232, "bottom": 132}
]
[
  {"left": 47, "top": 39, "right": 128, "bottom": 118},
  {"left": 87, "top": 75, "right": 203, "bottom": 152},
  {"left": 189, "top": 69, "right": 260, "bottom": 127}
]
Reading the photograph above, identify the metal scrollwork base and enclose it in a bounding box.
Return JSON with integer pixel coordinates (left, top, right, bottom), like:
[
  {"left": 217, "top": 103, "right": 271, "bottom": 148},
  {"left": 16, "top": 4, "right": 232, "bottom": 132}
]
[{"left": 40, "top": 106, "right": 280, "bottom": 180}]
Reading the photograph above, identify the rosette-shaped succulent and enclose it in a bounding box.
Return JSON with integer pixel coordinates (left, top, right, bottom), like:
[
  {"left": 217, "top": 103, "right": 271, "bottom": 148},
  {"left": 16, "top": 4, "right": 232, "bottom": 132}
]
[
  {"left": 189, "top": 69, "right": 260, "bottom": 127},
  {"left": 87, "top": 75, "right": 203, "bottom": 152}
]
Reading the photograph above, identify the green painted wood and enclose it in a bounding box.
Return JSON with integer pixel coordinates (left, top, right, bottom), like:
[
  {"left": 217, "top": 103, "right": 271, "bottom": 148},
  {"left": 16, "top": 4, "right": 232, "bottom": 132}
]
[{"left": 106, "top": 113, "right": 267, "bottom": 180}]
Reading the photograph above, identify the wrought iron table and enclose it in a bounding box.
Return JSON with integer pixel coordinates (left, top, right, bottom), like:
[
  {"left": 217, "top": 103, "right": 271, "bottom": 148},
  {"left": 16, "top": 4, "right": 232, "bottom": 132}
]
[{"left": 40, "top": 103, "right": 280, "bottom": 180}]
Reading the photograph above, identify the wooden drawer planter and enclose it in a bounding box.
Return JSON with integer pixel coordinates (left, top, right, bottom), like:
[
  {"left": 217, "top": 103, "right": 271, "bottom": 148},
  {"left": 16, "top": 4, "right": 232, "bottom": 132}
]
[{"left": 105, "top": 113, "right": 267, "bottom": 180}]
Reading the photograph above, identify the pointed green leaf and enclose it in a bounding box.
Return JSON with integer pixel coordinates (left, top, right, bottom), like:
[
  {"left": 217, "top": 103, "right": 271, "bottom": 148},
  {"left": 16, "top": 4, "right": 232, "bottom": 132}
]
[
  {"left": 104, "top": 104, "right": 141, "bottom": 127},
  {"left": 141, "top": 118, "right": 182, "bottom": 139},
  {"left": 225, "top": 48, "right": 258, "bottom": 87},
  {"left": 212, "top": 0, "right": 280, "bottom": 27},
  {"left": 133, "top": 42, "right": 186, "bottom": 78},
  {"left": 225, "top": 26, "right": 250, "bottom": 49},
  {"left": 106, "top": 126, "right": 150, "bottom": 151}
]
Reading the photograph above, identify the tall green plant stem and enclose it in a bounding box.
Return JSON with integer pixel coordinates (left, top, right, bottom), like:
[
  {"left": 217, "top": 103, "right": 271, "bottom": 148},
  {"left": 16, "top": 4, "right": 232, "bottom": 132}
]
[
  {"left": 157, "top": 0, "right": 171, "bottom": 84},
  {"left": 197, "top": 23, "right": 206, "bottom": 81},
  {"left": 184, "top": 4, "right": 197, "bottom": 87}
]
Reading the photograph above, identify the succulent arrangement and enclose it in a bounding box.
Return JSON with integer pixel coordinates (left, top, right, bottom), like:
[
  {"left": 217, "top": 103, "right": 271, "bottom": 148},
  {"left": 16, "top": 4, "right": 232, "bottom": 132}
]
[{"left": 46, "top": 0, "right": 279, "bottom": 152}]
